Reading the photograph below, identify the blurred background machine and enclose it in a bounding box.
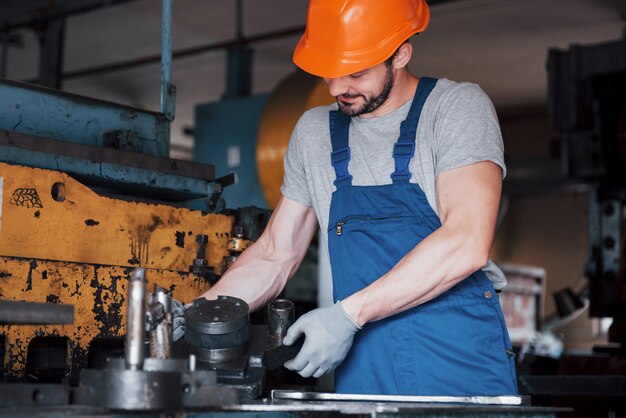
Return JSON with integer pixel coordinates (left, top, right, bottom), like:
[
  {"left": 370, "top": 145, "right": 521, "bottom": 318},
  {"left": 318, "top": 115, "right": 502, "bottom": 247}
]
[{"left": 515, "top": 35, "right": 626, "bottom": 416}]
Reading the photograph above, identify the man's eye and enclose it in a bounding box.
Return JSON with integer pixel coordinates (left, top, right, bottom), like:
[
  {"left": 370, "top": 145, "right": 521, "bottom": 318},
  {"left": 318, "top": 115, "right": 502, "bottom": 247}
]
[{"left": 350, "top": 73, "right": 363, "bottom": 79}]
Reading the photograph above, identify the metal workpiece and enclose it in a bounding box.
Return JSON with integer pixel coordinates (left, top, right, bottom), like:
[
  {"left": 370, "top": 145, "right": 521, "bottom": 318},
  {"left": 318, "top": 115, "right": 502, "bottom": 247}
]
[
  {"left": 185, "top": 296, "right": 251, "bottom": 363},
  {"left": 147, "top": 285, "right": 173, "bottom": 359},
  {"left": 271, "top": 390, "right": 526, "bottom": 405},
  {"left": 75, "top": 358, "right": 239, "bottom": 410},
  {"left": 268, "top": 299, "right": 295, "bottom": 342},
  {"left": 186, "top": 296, "right": 250, "bottom": 335},
  {"left": 125, "top": 268, "right": 146, "bottom": 371},
  {"left": 225, "top": 401, "right": 562, "bottom": 418},
  {"left": 178, "top": 297, "right": 302, "bottom": 400},
  {"left": 0, "top": 300, "right": 73, "bottom": 325}
]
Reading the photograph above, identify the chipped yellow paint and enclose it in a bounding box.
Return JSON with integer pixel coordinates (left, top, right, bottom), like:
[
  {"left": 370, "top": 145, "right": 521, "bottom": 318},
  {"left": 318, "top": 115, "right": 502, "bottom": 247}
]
[
  {"left": 0, "top": 257, "right": 215, "bottom": 375},
  {"left": 0, "top": 163, "right": 237, "bottom": 376},
  {"left": 0, "top": 163, "right": 233, "bottom": 273}
]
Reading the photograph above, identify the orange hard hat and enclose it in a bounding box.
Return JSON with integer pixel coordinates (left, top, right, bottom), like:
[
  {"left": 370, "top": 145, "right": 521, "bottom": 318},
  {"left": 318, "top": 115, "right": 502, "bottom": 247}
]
[{"left": 293, "top": 0, "right": 430, "bottom": 78}]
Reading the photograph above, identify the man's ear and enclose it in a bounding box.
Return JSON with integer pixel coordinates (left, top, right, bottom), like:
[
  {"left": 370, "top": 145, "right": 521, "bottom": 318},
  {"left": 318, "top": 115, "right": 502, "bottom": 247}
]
[{"left": 393, "top": 42, "right": 412, "bottom": 69}]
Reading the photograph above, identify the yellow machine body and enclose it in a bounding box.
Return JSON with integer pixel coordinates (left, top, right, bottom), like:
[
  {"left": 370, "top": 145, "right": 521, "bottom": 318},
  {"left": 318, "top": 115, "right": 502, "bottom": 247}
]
[{"left": 0, "top": 162, "right": 233, "bottom": 376}]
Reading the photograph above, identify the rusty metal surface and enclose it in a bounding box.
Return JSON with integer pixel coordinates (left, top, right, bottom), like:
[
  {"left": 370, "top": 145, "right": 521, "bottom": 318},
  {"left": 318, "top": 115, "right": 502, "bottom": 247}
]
[
  {"left": 0, "top": 162, "right": 233, "bottom": 271},
  {"left": 0, "top": 258, "right": 219, "bottom": 376},
  {"left": 0, "top": 163, "right": 236, "bottom": 377}
]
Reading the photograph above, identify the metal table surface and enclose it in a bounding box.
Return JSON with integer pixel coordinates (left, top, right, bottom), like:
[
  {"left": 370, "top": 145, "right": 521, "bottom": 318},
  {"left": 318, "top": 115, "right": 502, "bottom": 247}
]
[{"left": 0, "top": 397, "right": 567, "bottom": 418}]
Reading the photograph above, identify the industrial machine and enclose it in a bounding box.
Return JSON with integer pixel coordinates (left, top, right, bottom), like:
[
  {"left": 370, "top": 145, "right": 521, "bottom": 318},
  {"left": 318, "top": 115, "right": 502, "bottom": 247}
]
[
  {"left": 517, "top": 35, "right": 626, "bottom": 415},
  {"left": 1, "top": 267, "right": 559, "bottom": 417},
  {"left": 0, "top": 0, "right": 271, "bottom": 390}
]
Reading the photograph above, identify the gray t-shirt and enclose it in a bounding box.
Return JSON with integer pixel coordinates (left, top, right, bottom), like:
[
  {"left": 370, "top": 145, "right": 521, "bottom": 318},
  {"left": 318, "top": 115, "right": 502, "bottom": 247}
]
[{"left": 280, "top": 78, "right": 507, "bottom": 289}]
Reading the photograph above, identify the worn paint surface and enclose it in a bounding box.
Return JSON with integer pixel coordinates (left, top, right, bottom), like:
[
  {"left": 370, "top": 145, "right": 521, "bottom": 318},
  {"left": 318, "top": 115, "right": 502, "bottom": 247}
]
[
  {"left": 0, "top": 259, "right": 217, "bottom": 376},
  {"left": 0, "top": 163, "right": 233, "bottom": 272},
  {"left": 0, "top": 163, "right": 236, "bottom": 376}
]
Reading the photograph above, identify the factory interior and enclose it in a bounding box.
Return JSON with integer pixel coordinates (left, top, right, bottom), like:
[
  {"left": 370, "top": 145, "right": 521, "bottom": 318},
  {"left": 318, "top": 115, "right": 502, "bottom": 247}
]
[{"left": 0, "top": 0, "right": 625, "bottom": 416}]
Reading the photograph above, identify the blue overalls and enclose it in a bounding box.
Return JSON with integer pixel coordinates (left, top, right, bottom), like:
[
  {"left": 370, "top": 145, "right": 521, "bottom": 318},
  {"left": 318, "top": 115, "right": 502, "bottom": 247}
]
[{"left": 327, "top": 77, "right": 518, "bottom": 396}]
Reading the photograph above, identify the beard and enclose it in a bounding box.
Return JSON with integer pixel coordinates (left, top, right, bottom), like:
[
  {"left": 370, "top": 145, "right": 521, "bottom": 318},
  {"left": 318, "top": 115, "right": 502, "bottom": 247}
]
[{"left": 336, "top": 65, "right": 395, "bottom": 117}]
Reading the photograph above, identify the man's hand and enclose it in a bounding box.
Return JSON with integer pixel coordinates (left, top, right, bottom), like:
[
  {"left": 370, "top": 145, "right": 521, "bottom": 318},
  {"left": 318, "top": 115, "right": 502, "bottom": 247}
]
[{"left": 283, "top": 301, "right": 361, "bottom": 378}]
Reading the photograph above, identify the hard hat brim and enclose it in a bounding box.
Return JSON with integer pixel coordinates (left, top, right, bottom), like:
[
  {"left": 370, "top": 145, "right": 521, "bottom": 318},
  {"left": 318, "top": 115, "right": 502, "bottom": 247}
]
[{"left": 293, "top": 20, "right": 428, "bottom": 79}]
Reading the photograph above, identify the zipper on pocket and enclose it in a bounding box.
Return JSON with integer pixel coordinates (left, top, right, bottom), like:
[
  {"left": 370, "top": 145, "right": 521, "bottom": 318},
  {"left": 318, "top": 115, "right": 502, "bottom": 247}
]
[
  {"left": 334, "top": 215, "right": 404, "bottom": 236},
  {"left": 336, "top": 221, "right": 344, "bottom": 236}
]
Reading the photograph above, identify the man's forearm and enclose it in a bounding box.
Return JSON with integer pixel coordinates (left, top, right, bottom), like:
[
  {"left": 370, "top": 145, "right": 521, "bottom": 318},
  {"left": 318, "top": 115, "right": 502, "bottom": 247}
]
[
  {"left": 199, "top": 238, "right": 303, "bottom": 311},
  {"left": 342, "top": 162, "right": 501, "bottom": 326},
  {"left": 341, "top": 223, "right": 489, "bottom": 326},
  {"left": 199, "top": 197, "right": 319, "bottom": 312}
]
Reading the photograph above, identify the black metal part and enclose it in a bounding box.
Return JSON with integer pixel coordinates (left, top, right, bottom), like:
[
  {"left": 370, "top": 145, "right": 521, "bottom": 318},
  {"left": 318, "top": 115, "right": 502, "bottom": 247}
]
[
  {"left": 208, "top": 173, "right": 236, "bottom": 211},
  {"left": 224, "top": 43, "right": 253, "bottom": 99},
  {"left": 189, "top": 234, "right": 218, "bottom": 283},
  {"left": 233, "top": 206, "right": 272, "bottom": 241},
  {"left": 204, "top": 325, "right": 304, "bottom": 400},
  {"left": 36, "top": 16, "right": 64, "bottom": 89},
  {"left": 186, "top": 296, "right": 249, "bottom": 336},
  {"left": 0, "top": 300, "right": 73, "bottom": 324},
  {"left": 176, "top": 297, "right": 303, "bottom": 400},
  {"left": 74, "top": 358, "right": 239, "bottom": 410},
  {"left": 520, "top": 375, "right": 626, "bottom": 397},
  {"left": 0, "top": 383, "right": 70, "bottom": 407},
  {"left": 0, "top": 130, "right": 214, "bottom": 181},
  {"left": 185, "top": 296, "right": 250, "bottom": 363}
]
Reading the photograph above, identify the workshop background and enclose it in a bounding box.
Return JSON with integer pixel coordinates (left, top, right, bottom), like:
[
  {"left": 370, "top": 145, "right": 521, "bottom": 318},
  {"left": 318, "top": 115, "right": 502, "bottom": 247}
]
[{"left": 0, "top": 0, "right": 625, "bottom": 416}]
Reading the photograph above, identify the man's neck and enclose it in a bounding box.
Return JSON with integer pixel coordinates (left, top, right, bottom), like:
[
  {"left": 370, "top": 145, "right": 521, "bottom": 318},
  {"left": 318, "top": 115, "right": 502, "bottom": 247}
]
[{"left": 358, "top": 71, "right": 419, "bottom": 119}]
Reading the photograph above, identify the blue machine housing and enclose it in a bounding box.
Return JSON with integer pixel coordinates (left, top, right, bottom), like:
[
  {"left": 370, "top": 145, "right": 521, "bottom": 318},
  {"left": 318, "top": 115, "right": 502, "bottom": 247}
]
[{"left": 194, "top": 94, "right": 270, "bottom": 209}]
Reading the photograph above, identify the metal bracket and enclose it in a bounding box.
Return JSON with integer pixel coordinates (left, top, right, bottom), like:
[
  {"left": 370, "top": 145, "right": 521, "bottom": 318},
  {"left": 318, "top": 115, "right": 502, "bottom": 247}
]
[
  {"left": 208, "top": 173, "right": 236, "bottom": 211},
  {"left": 189, "top": 234, "right": 219, "bottom": 284}
]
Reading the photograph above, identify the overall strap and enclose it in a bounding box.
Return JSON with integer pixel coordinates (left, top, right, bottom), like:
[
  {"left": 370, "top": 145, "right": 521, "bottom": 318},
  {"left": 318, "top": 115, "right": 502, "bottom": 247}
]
[
  {"left": 391, "top": 77, "right": 438, "bottom": 184},
  {"left": 329, "top": 110, "right": 353, "bottom": 188}
]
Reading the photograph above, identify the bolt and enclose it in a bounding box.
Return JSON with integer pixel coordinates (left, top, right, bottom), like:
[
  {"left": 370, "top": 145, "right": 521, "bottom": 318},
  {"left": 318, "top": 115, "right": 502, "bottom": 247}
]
[
  {"left": 604, "top": 204, "right": 615, "bottom": 216},
  {"left": 604, "top": 237, "right": 616, "bottom": 249}
]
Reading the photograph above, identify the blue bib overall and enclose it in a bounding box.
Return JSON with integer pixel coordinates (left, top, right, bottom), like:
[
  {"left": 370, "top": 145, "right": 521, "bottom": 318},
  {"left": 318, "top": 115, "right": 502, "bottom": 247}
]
[{"left": 327, "top": 78, "right": 518, "bottom": 396}]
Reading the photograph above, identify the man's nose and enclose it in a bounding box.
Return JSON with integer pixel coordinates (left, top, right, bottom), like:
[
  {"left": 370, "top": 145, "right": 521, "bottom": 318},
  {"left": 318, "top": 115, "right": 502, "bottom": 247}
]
[{"left": 324, "top": 77, "right": 349, "bottom": 97}]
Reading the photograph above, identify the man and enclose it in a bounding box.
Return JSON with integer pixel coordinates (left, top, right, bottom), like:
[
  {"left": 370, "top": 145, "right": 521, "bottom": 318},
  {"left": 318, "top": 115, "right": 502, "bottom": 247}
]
[{"left": 198, "top": 0, "right": 518, "bottom": 396}]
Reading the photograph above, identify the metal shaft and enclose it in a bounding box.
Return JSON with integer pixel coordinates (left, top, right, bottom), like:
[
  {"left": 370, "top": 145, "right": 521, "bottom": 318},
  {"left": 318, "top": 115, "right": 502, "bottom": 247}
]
[
  {"left": 0, "top": 300, "right": 73, "bottom": 325},
  {"left": 160, "top": 0, "right": 173, "bottom": 116},
  {"left": 149, "top": 285, "right": 172, "bottom": 359},
  {"left": 125, "top": 268, "right": 146, "bottom": 371}
]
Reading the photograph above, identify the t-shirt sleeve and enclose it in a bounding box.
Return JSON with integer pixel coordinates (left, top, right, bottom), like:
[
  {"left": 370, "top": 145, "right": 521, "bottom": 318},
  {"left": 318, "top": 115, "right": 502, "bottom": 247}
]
[
  {"left": 280, "top": 118, "right": 313, "bottom": 207},
  {"left": 433, "top": 83, "right": 506, "bottom": 178}
]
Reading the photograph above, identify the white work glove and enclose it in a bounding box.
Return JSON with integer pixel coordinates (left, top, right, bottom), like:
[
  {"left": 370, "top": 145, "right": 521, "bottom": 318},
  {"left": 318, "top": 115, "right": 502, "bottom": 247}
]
[
  {"left": 172, "top": 298, "right": 186, "bottom": 342},
  {"left": 283, "top": 301, "right": 361, "bottom": 378}
]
